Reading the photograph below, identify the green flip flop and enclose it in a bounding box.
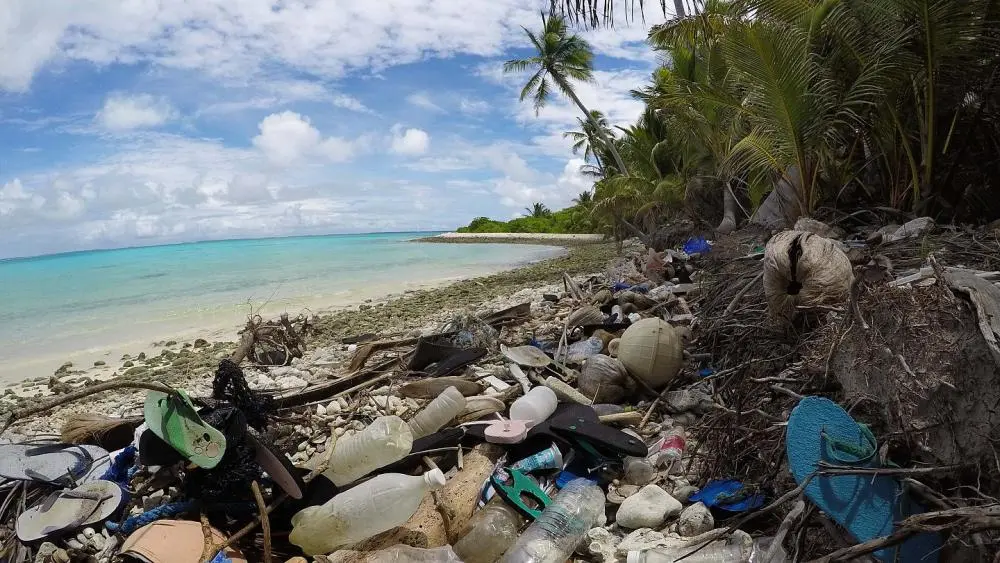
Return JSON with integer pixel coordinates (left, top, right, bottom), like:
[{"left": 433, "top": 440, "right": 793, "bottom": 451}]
[{"left": 144, "top": 390, "right": 226, "bottom": 469}]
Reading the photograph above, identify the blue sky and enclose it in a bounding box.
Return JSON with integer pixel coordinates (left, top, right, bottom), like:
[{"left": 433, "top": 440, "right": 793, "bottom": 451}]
[{"left": 0, "top": 0, "right": 669, "bottom": 258}]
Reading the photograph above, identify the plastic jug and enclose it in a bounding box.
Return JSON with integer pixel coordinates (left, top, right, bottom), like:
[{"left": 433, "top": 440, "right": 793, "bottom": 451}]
[
  {"left": 452, "top": 496, "right": 526, "bottom": 563},
  {"left": 408, "top": 386, "right": 467, "bottom": 439},
  {"left": 323, "top": 416, "right": 414, "bottom": 486},
  {"left": 289, "top": 469, "right": 447, "bottom": 555},
  {"left": 501, "top": 478, "right": 605, "bottom": 563},
  {"left": 509, "top": 386, "right": 558, "bottom": 427}
]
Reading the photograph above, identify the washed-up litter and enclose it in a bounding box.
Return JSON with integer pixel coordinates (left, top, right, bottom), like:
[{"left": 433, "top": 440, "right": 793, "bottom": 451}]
[{"left": 1, "top": 218, "right": 998, "bottom": 562}]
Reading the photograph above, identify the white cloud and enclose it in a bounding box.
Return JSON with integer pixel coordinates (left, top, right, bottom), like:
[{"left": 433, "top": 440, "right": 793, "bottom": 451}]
[
  {"left": 331, "top": 93, "right": 374, "bottom": 114},
  {"left": 252, "top": 111, "right": 360, "bottom": 165},
  {"left": 95, "top": 93, "right": 176, "bottom": 131},
  {"left": 0, "top": 0, "right": 669, "bottom": 93},
  {"left": 390, "top": 125, "right": 430, "bottom": 155},
  {"left": 459, "top": 97, "right": 491, "bottom": 114},
  {"left": 406, "top": 92, "right": 445, "bottom": 113}
]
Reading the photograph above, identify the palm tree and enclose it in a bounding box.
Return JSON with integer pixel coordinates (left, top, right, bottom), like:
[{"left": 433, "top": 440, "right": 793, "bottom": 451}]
[
  {"left": 525, "top": 202, "right": 552, "bottom": 218},
  {"left": 572, "top": 191, "right": 594, "bottom": 207},
  {"left": 505, "top": 14, "right": 629, "bottom": 175},
  {"left": 564, "top": 110, "right": 616, "bottom": 176}
]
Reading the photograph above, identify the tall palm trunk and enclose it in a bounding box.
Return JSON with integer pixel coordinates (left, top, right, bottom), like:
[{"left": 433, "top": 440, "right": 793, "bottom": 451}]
[
  {"left": 557, "top": 76, "right": 629, "bottom": 175},
  {"left": 717, "top": 180, "right": 737, "bottom": 233}
]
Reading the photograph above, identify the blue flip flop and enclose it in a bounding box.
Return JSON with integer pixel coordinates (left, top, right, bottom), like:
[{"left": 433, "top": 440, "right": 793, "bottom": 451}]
[{"left": 786, "top": 397, "right": 941, "bottom": 562}]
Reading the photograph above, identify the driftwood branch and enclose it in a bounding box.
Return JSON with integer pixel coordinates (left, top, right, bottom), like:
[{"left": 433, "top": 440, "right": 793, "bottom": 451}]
[
  {"left": 251, "top": 481, "right": 272, "bottom": 563},
  {"left": 1, "top": 381, "right": 177, "bottom": 434}
]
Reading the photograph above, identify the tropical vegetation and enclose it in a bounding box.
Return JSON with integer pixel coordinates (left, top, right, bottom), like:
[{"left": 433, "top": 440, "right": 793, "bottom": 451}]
[{"left": 465, "top": 1, "right": 1000, "bottom": 239}]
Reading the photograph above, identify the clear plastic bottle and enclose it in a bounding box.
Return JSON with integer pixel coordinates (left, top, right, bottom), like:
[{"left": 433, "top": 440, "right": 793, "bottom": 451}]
[
  {"left": 289, "top": 469, "right": 447, "bottom": 555},
  {"left": 323, "top": 416, "right": 414, "bottom": 486},
  {"left": 501, "top": 478, "right": 605, "bottom": 563},
  {"left": 367, "top": 544, "right": 463, "bottom": 562},
  {"left": 624, "top": 456, "right": 656, "bottom": 485},
  {"left": 566, "top": 336, "right": 604, "bottom": 363},
  {"left": 626, "top": 542, "right": 750, "bottom": 563},
  {"left": 452, "top": 496, "right": 526, "bottom": 563},
  {"left": 408, "top": 386, "right": 467, "bottom": 439},
  {"left": 509, "top": 386, "right": 558, "bottom": 426}
]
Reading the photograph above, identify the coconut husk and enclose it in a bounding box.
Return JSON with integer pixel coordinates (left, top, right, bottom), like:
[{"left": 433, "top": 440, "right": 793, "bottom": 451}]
[
  {"left": 763, "top": 230, "right": 853, "bottom": 320},
  {"left": 567, "top": 306, "right": 605, "bottom": 328}
]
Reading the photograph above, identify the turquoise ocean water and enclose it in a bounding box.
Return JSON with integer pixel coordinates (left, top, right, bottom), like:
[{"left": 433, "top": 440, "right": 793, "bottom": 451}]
[{"left": 0, "top": 233, "right": 562, "bottom": 382}]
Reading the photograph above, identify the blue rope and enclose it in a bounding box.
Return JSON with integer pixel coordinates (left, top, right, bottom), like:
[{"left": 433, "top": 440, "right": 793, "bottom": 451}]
[
  {"left": 100, "top": 445, "right": 136, "bottom": 486},
  {"left": 105, "top": 500, "right": 197, "bottom": 535}
]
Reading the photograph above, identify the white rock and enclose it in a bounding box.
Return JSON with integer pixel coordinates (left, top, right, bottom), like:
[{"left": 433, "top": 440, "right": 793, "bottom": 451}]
[
  {"left": 585, "top": 527, "right": 619, "bottom": 562},
  {"left": 677, "top": 502, "right": 714, "bottom": 537},
  {"left": 274, "top": 375, "right": 308, "bottom": 390},
  {"left": 337, "top": 397, "right": 350, "bottom": 410},
  {"left": 327, "top": 401, "right": 342, "bottom": 414},
  {"left": 671, "top": 485, "right": 698, "bottom": 504},
  {"left": 616, "top": 485, "right": 682, "bottom": 529},
  {"left": 316, "top": 404, "right": 327, "bottom": 416}
]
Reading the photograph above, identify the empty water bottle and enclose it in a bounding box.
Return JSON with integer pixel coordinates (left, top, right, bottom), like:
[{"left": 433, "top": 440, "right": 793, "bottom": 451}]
[
  {"left": 501, "top": 478, "right": 605, "bottom": 563},
  {"left": 323, "top": 415, "right": 413, "bottom": 486},
  {"left": 408, "top": 386, "right": 467, "bottom": 439},
  {"left": 289, "top": 469, "right": 447, "bottom": 555},
  {"left": 452, "top": 496, "right": 526, "bottom": 563}
]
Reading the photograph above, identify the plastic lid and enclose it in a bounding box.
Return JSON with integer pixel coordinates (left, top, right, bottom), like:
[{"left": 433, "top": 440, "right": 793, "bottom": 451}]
[
  {"left": 626, "top": 551, "right": 642, "bottom": 563},
  {"left": 424, "top": 468, "right": 447, "bottom": 489}
]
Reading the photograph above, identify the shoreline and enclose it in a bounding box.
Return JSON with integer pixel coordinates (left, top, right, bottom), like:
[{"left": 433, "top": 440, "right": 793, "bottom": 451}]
[
  {"left": 0, "top": 241, "right": 569, "bottom": 386},
  {"left": 0, "top": 242, "right": 617, "bottom": 432},
  {"left": 414, "top": 232, "right": 607, "bottom": 246}
]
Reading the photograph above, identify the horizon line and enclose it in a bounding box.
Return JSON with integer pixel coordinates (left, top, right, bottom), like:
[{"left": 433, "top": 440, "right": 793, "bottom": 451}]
[{"left": 0, "top": 229, "right": 450, "bottom": 263}]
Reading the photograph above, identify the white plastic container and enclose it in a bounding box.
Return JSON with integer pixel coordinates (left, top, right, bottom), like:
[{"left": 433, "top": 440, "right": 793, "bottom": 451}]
[
  {"left": 290, "top": 469, "right": 447, "bottom": 555},
  {"left": 408, "top": 386, "right": 467, "bottom": 439},
  {"left": 509, "top": 386, "right": 558, "bottom": 427},
  {"left": 501, "top": 478, "right": 605, "bottom": 563},
  {"left": 323, "top": 416, "right": 413, "bottom": 486}
]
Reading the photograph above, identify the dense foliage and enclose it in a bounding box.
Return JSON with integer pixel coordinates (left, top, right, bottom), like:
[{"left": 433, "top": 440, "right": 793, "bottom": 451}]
[
  {"left": 484, "top": 2, "right": 1000, "bottom": 238},
  {"left": 457, "top": 196, "right": 598, "bottom": 234}
]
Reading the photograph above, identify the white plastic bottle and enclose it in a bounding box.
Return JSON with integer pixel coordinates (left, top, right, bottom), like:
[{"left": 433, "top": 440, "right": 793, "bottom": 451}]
[
  {"left": 501, "top": 478, "right": 605, "bottom": 563},
  {"left": 408, "top": 386, "right": 467, "bottom": 439},
  {"left": 509, "top": 386, "right": 558, "bottom": 427},
  {"left": 289, "top": 469, "right": 447, "bottom": 555},
  {"left": 323, "top": 416, "right": 413, "bottom": 486}
]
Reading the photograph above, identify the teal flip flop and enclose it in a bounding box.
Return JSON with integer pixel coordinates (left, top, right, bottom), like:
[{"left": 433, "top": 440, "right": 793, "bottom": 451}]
[
  {"left": 786, "top": 396, "right": 941, "bottom": 562},
  {"left": 144, "top": 390, "right": 226, "bottom": 469}
]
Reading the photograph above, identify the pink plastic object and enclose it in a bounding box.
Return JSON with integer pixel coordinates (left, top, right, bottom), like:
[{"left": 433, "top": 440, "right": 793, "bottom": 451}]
[{"left": 484, "top": 419, "right": 528, "bottom": 444}]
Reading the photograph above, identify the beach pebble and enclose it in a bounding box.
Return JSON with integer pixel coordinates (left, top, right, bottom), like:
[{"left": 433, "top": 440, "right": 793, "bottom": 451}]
[
  {"left": 337, "top": 397, "right": 350, "bottom": 410},
  {"left": 274, "top": 375, "right": 308, "bottom": 390},
  {"left": 316, "top": 404, "right": 327, "bottom": 416},
  {"left": 326, "top": 401, "right": 342, "bottom": 414},
  {"left": 616, "top": 485, "right": 681, "bottom": 529},
  {"left": 671, "top": 485, "right": 698, "bottom": 504},
  {"left": 677, "top": 502, "right": 714, "bottom": 536}
]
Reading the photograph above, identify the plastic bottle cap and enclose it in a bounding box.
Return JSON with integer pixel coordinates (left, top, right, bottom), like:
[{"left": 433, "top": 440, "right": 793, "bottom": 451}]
[
  {"left": 424, "top": 468, "right": 447, "bottom": 489},
  {"left": 626, "top": 551, "right": 641, "bottom": 563}
]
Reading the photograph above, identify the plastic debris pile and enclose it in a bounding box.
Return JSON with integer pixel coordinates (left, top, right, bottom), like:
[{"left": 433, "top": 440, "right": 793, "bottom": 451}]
[{"left": 1, "top": 217, "right": 998, "bottom": 562}]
